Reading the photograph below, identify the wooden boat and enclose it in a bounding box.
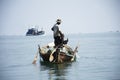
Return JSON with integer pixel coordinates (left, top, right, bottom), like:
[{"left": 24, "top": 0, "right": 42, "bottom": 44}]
[{"left": 38, "top": 42, "right": 79, "bottom": 63}]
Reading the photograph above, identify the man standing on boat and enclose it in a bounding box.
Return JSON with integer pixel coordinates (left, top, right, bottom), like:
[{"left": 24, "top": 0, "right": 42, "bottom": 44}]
[{"left": 51, "top": 19, "right": 64, "bottom": 47}]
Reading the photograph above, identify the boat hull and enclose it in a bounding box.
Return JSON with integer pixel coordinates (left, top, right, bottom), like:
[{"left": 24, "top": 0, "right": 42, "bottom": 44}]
[{"left": 38, "top": 44, "right": 77, "bottom": 63}]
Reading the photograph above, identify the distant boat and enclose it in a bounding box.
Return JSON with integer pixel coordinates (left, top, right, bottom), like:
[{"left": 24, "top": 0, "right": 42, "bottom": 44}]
[{"left": 26, "top": 27, "right": 45, "bottom": 36}]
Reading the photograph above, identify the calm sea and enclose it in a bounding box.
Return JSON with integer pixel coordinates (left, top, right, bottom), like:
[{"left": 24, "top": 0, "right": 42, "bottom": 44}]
[{"left": 0, "top": 32, "right": 120, "bottom": 80}]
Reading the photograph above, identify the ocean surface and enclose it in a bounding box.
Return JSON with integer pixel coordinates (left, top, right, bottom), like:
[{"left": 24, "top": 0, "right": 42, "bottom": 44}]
[{"left": 0, "top": 32, "right": 120, "bottom": 80}]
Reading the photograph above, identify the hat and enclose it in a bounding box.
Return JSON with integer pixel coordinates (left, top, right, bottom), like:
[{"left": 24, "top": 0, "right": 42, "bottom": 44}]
[{"left": 56, "top": 19, "right": 61, "bottom": 23}]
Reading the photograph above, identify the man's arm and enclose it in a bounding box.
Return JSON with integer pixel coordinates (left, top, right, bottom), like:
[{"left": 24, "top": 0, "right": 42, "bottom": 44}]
[{"left": 51, "top": 27, "right": 54, "bottom": 31}]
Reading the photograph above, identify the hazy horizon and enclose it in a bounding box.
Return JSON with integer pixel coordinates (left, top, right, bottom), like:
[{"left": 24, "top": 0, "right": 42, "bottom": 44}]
[{"left": 0, "top": 0, "right": 120, "bottom": 35}]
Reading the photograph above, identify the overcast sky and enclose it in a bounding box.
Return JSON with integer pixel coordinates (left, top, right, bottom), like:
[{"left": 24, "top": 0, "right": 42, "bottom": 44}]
[{"left": 0, "top": 0, "right": 120, "bottom": 35}]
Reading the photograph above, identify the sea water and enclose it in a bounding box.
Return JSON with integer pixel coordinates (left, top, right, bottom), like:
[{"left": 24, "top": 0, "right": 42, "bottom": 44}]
[{"left": 0, "top": 32, "right": 120, "bottom": 80}]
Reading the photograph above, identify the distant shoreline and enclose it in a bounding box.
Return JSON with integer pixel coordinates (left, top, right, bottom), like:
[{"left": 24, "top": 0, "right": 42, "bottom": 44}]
[{"left": 0, "top": 32, "right": 120, "bottom": 36}]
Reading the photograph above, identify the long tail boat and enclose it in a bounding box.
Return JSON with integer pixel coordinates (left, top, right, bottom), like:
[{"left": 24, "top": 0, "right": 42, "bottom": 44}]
[{"left": 37, "top": 42, "right": 79, "bottom": 63}]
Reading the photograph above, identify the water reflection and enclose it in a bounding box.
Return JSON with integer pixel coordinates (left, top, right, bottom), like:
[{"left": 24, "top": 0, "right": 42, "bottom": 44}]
[{"left": 40, "top": 61, "right": 72, "bottom": 80}]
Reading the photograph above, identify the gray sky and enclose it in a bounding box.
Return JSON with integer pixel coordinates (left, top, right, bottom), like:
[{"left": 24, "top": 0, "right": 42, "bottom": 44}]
[{"left": 0, "top": 0, "right": 120, "bottom": 35}]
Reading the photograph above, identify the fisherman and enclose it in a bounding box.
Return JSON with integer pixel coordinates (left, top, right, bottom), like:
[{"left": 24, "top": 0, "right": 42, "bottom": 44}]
[
  {"left": 51, "top": 19, "right": 69, "bottom": 62},
  {"left": 51, "top": 19, "right": 64, "bottom": 47}
]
